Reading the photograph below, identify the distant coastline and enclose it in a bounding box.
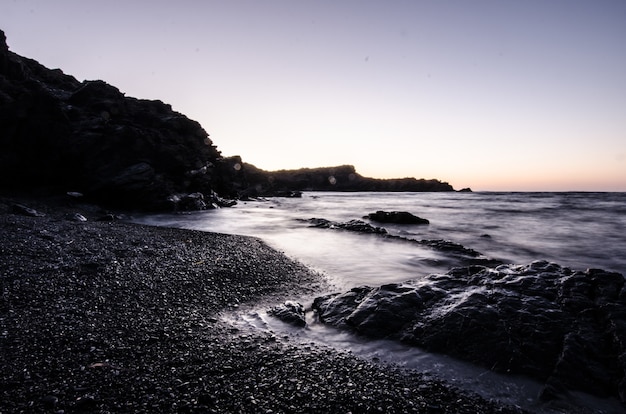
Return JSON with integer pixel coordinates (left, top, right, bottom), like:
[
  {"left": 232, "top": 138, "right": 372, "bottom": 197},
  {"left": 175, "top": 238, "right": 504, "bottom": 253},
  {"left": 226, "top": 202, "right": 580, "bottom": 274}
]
[{"left": 240, "top": 163, "right": 456, "bottom": 197}]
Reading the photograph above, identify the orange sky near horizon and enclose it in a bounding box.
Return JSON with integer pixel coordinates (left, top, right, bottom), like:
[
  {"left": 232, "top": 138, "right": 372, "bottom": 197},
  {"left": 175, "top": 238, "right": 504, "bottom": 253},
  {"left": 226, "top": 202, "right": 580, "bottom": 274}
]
[{"left": 1, "top": 0, "right": 625, "bottom": 191}]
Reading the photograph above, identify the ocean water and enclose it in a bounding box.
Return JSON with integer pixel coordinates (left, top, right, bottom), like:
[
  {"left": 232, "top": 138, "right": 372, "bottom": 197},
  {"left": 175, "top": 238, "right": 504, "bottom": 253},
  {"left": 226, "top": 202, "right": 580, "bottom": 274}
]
[
  {"left": 133, "top": 192, "right": 626, "bottom": 413},
  {"left": 135, "top": 192, "right": 626, "bottom": 288}
]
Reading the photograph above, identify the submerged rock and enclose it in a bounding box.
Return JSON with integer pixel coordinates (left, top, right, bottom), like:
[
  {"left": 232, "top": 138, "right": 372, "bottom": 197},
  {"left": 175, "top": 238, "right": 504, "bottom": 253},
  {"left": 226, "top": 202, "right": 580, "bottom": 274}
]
[
  {"left": 312, "top": 260, "right": 626, "bottom": 403},
  {"left": 307, "top": 218, "right": 387, "bottom": 234},
  {"left": 304, "top": 217, "right": 500, "bottom": 267},
  {"left": 366, "top": 211, "right": 429, "bottom": 225}
]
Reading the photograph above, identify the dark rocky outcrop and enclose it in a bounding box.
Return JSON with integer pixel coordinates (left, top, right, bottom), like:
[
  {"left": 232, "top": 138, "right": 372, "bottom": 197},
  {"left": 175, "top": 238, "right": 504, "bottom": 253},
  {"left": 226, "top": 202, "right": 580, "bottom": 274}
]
[
  {"left": 312, "top": 260, "right": 626, "bottom": 403},
  {"left": 0, "top": 30, "right": 245, "bottom": 210},
  {"left": 241, "top": 164, "right": 454, "bottom": 196},
  {"left": 1, "top": 30, "right": 459, "bottom": 208},
  {"left": 304, "top": 217, "right": 501, "bottom": 267},
  {"left": 307, "top": 218, "right": 388, "bottom": 234},
  {"left": 366, "top": 211, "right": 429, "bottom": 225}
]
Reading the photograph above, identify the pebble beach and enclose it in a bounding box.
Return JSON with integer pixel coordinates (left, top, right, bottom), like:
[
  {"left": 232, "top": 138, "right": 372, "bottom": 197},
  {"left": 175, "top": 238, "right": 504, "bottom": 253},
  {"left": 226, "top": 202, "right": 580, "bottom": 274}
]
[{"left": 0, "top": 195, "right": 525, "bottom": 413}]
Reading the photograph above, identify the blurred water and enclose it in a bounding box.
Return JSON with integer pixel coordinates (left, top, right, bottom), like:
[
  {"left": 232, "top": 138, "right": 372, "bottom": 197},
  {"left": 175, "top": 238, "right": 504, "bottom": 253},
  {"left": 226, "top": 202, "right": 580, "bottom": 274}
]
[
  {"left": 134, "top": 191, "right": 626, "bottom": 290},
  {"left": 133, "top": 191, "right": 626, "bottom": 413}
]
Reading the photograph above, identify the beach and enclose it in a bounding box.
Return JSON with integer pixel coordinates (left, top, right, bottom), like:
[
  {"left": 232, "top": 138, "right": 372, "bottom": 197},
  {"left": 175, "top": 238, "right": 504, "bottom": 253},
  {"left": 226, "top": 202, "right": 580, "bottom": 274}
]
[{"left": 0, "top": 194, "right": 527, "bottom": 413}]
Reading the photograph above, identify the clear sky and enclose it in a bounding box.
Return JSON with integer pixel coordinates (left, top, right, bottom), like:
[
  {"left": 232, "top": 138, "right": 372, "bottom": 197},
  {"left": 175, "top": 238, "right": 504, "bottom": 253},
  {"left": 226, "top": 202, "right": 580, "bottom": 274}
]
[{"left": 1, "top": 1, "right": 625, "bottom": 191}]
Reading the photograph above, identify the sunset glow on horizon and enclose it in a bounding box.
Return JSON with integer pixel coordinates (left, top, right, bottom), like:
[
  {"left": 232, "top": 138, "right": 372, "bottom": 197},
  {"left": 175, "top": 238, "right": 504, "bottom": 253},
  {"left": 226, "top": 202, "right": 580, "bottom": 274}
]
[{"left": 1, "top": 1, "right": 624, "bottom": 191}]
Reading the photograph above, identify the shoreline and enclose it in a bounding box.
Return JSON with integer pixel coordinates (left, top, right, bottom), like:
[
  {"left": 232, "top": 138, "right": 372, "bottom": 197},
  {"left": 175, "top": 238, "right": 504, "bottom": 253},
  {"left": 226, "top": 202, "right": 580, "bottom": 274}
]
[{"left": 0, "top": 195, "right": 527, "bottom": 413}]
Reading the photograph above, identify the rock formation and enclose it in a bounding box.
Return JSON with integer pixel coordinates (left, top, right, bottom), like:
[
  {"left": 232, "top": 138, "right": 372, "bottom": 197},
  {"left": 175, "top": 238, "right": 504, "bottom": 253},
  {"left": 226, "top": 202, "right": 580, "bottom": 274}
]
[
  {"left": 303, "top": 217, "right": 502, "bottom": 267},
  {"left": 312, "top": 260, "right": 626, "bottom": 403},
  {"left": 366, "top": 211, "right": 429, "bottom": 225},
  {"left": 0, "top": 29, "right": 244, "bottom": 210},
  {"left": 1, "top": 29, "right": 457, "bottom": 209},
  {"left": 241, "top": 164, "right": 454, "bottom": 196}
]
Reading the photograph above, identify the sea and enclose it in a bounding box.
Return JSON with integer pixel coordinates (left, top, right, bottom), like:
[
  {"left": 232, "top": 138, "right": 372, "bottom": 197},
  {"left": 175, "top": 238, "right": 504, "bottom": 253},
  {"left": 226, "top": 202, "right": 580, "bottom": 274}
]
[{"left": 133, "top": 191, "right": 626, "bottom": 413}]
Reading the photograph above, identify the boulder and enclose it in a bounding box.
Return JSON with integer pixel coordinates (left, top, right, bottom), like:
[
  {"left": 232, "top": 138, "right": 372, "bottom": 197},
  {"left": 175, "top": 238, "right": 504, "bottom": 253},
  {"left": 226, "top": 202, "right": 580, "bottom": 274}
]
[
  {"left": 312, "top": 260, "right": 626, "bottom": 402},
  {"left": 268, "top": 301, "right": 307, "bottom": 327},
  {"left": 366, "top": 211, "right": 429, "bottom": 225}
]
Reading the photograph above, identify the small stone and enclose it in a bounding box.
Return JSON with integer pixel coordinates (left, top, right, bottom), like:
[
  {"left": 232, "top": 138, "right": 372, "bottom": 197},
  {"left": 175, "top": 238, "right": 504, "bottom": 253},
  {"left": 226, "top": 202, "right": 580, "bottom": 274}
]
[
  {"left": 41, "top": 395, "right": 58, "bottom": 409},
  {"left": 11, "top": 203, "right": 45, "bottom": 217},
  {"left": 65, "top": 212, "right": 87, "bottom": 222}
]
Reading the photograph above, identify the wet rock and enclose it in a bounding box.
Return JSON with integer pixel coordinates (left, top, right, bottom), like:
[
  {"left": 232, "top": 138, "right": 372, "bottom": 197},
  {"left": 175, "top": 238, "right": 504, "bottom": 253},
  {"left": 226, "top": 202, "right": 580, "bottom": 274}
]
[
  {"left": 313, "top": 260, "right": 626, "bottom": 402},
  {"left": 65, "top": 212, "right": 87, "bottom": 222},
  {"left": 11, "top": 203, "right": 44, "bottom": 217},
  {"left": 268, "top": 301, "right": 307, "bottom": 327},
  {"left": 305, "top": 217, "right": 499, "bottom": 266},
  {"left": 366, "top": 210, "right": 429, "bottom": 225},
  {"left": 307, "top": 218, "right": 387, "bottom": 234},
  {"left": 179, "top": 192, "right": 208, "bottom": 211},
  {"left": 418, "top": 239, "right": 480, "bottom": 257},
  {"left": 274, "top": 190, "right": 303, "bottom": 198}
]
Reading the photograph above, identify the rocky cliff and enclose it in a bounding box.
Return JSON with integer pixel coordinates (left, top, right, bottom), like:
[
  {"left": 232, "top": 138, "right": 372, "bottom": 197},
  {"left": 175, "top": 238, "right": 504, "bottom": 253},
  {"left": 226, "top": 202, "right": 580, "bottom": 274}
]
[
  {"left": 0, "top": 29, "right": 246, "bottom": 210},
  {"left": 1, "top": 29, "right": 455, "bottom": 210}
]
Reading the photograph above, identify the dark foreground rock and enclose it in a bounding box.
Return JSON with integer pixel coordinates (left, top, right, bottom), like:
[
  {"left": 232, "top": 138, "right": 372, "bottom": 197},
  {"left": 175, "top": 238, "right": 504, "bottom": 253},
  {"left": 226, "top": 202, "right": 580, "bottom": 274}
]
[
  {"left": 313, "top": 261, "right": 626, "bottom": 404},
  {"left": 268, "top": 300, "right": 307, "bottom": 327},
  {"left": 0, "top": 196, "right": 524, "bottom": 413}
]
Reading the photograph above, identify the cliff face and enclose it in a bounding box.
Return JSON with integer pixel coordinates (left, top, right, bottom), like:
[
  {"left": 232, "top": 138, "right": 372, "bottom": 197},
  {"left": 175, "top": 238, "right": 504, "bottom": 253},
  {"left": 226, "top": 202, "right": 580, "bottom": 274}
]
[{"left": 0, "top": 29, "right": 244, "bottom": 210}]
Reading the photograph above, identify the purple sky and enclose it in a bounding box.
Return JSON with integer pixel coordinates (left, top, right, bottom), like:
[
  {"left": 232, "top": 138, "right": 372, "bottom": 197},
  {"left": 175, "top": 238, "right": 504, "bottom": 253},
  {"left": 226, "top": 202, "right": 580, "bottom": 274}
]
[{"left": 2, "top": 0, "right": 625, "bottom": 190}]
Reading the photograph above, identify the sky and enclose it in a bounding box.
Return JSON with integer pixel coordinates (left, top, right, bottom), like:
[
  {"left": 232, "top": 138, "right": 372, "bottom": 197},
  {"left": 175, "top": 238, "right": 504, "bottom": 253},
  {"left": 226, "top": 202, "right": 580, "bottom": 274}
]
[{"left": 1, "top": 0, "right": 625, "bottom": 191}]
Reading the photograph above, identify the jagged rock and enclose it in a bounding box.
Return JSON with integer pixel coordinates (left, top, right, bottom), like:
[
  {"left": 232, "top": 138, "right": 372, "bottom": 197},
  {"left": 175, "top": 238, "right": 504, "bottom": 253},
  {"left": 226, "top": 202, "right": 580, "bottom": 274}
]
[
  {"left": 307, "top": 218, "right": 387, "bottom": 234},
  {"left": 268, "top": 301, "right": 307, "bottom": 327},
  {"left": 418, "top": 239, "right": 480, "bottom": 257},
  {"left": 0, "top": 30, "right": 241, "bottom": 211},
  {"left": 313, "top": 260, "right": 626, "bottom": 402},
  {"left": 179, "top": 192, "right": 208, "bottom": 211},
  {"left": 366, "top": 211, "right": 429, "bottom": 225}
]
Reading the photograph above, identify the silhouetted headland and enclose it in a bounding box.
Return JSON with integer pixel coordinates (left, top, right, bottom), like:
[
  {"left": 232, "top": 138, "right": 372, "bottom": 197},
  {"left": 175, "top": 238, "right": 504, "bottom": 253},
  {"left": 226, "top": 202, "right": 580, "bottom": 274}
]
[{"left": 1, "top": 29, "right": 454, "bottom": 212}]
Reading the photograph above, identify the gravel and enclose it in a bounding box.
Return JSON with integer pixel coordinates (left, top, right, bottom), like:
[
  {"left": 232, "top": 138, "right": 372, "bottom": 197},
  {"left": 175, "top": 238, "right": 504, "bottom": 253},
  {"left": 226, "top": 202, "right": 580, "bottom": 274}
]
[{"left": 0, "top": 195, "right": 526, "bottom": 413}]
